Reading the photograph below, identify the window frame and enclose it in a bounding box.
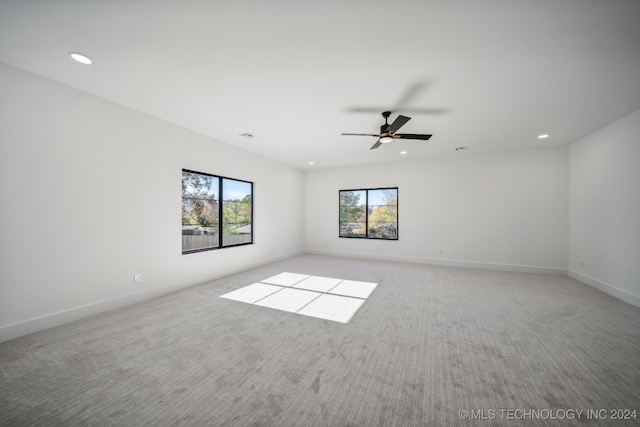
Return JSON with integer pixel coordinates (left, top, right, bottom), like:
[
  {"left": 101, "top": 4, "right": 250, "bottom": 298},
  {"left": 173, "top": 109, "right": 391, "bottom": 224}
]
[
  {"left": 338, "top": 187, "right": 398, "bottom": 240},
  {"left": 182, "top": 168, "right": 253, "bottom": 254}
]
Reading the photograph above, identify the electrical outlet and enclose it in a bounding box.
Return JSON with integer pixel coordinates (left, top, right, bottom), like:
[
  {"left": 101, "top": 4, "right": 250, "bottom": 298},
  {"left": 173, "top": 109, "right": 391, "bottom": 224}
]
[
  {"left": 579, "top": 261, "right": 584, "bottom": 269},
  {"left": 438, "top": 249, "right": 444, "bottom": 256},
  {"left": 134, "top": 273, "right": 143, "bottom": 284}
]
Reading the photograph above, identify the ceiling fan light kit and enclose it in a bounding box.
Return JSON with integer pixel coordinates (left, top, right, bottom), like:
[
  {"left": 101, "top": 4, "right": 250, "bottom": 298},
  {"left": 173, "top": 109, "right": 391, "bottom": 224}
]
[{"left": 341, "top": 111, "right": 433, "bottom": 150}]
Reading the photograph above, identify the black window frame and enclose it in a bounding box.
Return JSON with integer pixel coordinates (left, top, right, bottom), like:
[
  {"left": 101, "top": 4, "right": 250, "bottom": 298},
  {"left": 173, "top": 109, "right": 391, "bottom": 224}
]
[
  {"left": 339, "top": 187, "right": 398, "bottom": 240},
  {"left": 182, "top": 168, "right": 253, "bottom": 254}
]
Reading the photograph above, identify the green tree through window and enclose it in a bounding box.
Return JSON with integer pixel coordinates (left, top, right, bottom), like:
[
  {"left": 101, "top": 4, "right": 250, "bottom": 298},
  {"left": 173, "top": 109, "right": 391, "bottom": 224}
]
[
  {"left": 339, "top": 190, "right": 366, "bottom": 237},
  {"left": 182, "top": 170, "right": 253, "bottom": 253},
  {"left": 339, "top": 188, "right": 398, "bottom": 240}
]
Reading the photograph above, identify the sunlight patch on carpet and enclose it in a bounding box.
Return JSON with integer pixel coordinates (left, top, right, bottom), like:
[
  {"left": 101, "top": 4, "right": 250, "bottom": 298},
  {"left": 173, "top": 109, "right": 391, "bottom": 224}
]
[{"left": 220, "top": 273, "right": 377, "bottom": 323}]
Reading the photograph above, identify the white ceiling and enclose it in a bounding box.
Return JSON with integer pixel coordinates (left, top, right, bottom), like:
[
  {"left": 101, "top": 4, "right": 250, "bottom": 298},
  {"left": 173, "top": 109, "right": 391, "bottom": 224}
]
[{"left": 1, "top": 0, "right": 639, "bottom": 170}]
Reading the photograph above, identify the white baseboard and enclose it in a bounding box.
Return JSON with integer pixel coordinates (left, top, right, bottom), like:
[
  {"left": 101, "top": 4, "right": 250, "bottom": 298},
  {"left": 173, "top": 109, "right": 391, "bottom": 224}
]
[
  {"left": 0, "top": 250, "right": 304, "bottom": 343},
  {"left": 307, "top": 250, "right": 640, "bottom": 308},
  {"left": 567, "top": 269, "right": 640, "bottom": 308},
  {"left": 304, "top": 249, "right": 567, "bottom": 275},
  {"left": 3, "top": 250, "right": 635, "bottom": 343}
]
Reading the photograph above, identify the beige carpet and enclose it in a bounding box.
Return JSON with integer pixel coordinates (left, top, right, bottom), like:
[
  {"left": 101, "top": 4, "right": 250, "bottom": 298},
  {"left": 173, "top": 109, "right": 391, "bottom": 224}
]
[{"left": 1, "top": 254, "right": 639, "bottom": 426}]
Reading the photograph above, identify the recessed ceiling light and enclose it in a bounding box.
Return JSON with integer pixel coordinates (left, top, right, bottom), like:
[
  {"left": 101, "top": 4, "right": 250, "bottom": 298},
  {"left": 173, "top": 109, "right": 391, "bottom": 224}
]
[
  {"left": 400, "top": 151, "right": 407, "bottom": 155},
  {"left": 538, "top": 134, "right": 549, "bottom": 139},
  {"left": 68, "top": 52, "right": 92, "bottom": 65},
  {"left": 308, "top": 161, "right": 315, "bottom": 165}
]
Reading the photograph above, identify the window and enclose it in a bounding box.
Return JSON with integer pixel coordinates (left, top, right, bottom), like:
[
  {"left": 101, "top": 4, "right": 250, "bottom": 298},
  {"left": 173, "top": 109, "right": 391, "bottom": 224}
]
[
  {"left": 182, "top": 169, "right": 253, "bottom": 254},
  {"left": 222, "top": 178, "right": 253, "bottom": 247},
  {"left": 339, "top": 188, "right": 398, "bottom": 240}
]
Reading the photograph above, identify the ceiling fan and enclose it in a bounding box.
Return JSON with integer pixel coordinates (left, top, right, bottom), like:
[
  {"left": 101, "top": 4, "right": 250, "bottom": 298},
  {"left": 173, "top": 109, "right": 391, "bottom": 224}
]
[{"left": 341, "top": 111, "right": 432, "bottom": 150}]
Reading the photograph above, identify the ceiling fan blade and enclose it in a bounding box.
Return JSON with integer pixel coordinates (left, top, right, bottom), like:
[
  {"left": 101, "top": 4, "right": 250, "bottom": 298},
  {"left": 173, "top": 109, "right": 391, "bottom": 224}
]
[
  {"left": 341, "top": 133, "right": 383, "bottom": 137},
  {"left": 400, "top": 108, "right": 448, "bottom": 115},
  {"left": 370, "top": 139, "right": 383, "bottom": 150},
  {"left": 346, "top": 107, "right": 447, "bottom": 115},
  {"left": 393, "top": 133, "right": 432, "bottom": 140},
  {"left": 386, "top": 115, "right": 411, "bottom": 133},
  {"left": 346, "top": 107, "right": 390, "bottom": 113},
  {"left": 393, "top": 81, "right": 427, "bottom": 110}
]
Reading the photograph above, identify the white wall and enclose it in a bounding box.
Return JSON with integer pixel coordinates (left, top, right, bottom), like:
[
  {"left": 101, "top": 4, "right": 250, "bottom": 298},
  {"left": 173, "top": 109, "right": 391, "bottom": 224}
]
[
  {"left": 0, "top": 63, "right": 305, "bottom": 342},
  {"left": 569, "top": 108, "right": 640, "bottom": 307},
  {"left": 2, "top": 60, "right": 637, "bottom": 343},
  {"left": 306, "top": 147, "right": 569, "bottom": 273}
]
